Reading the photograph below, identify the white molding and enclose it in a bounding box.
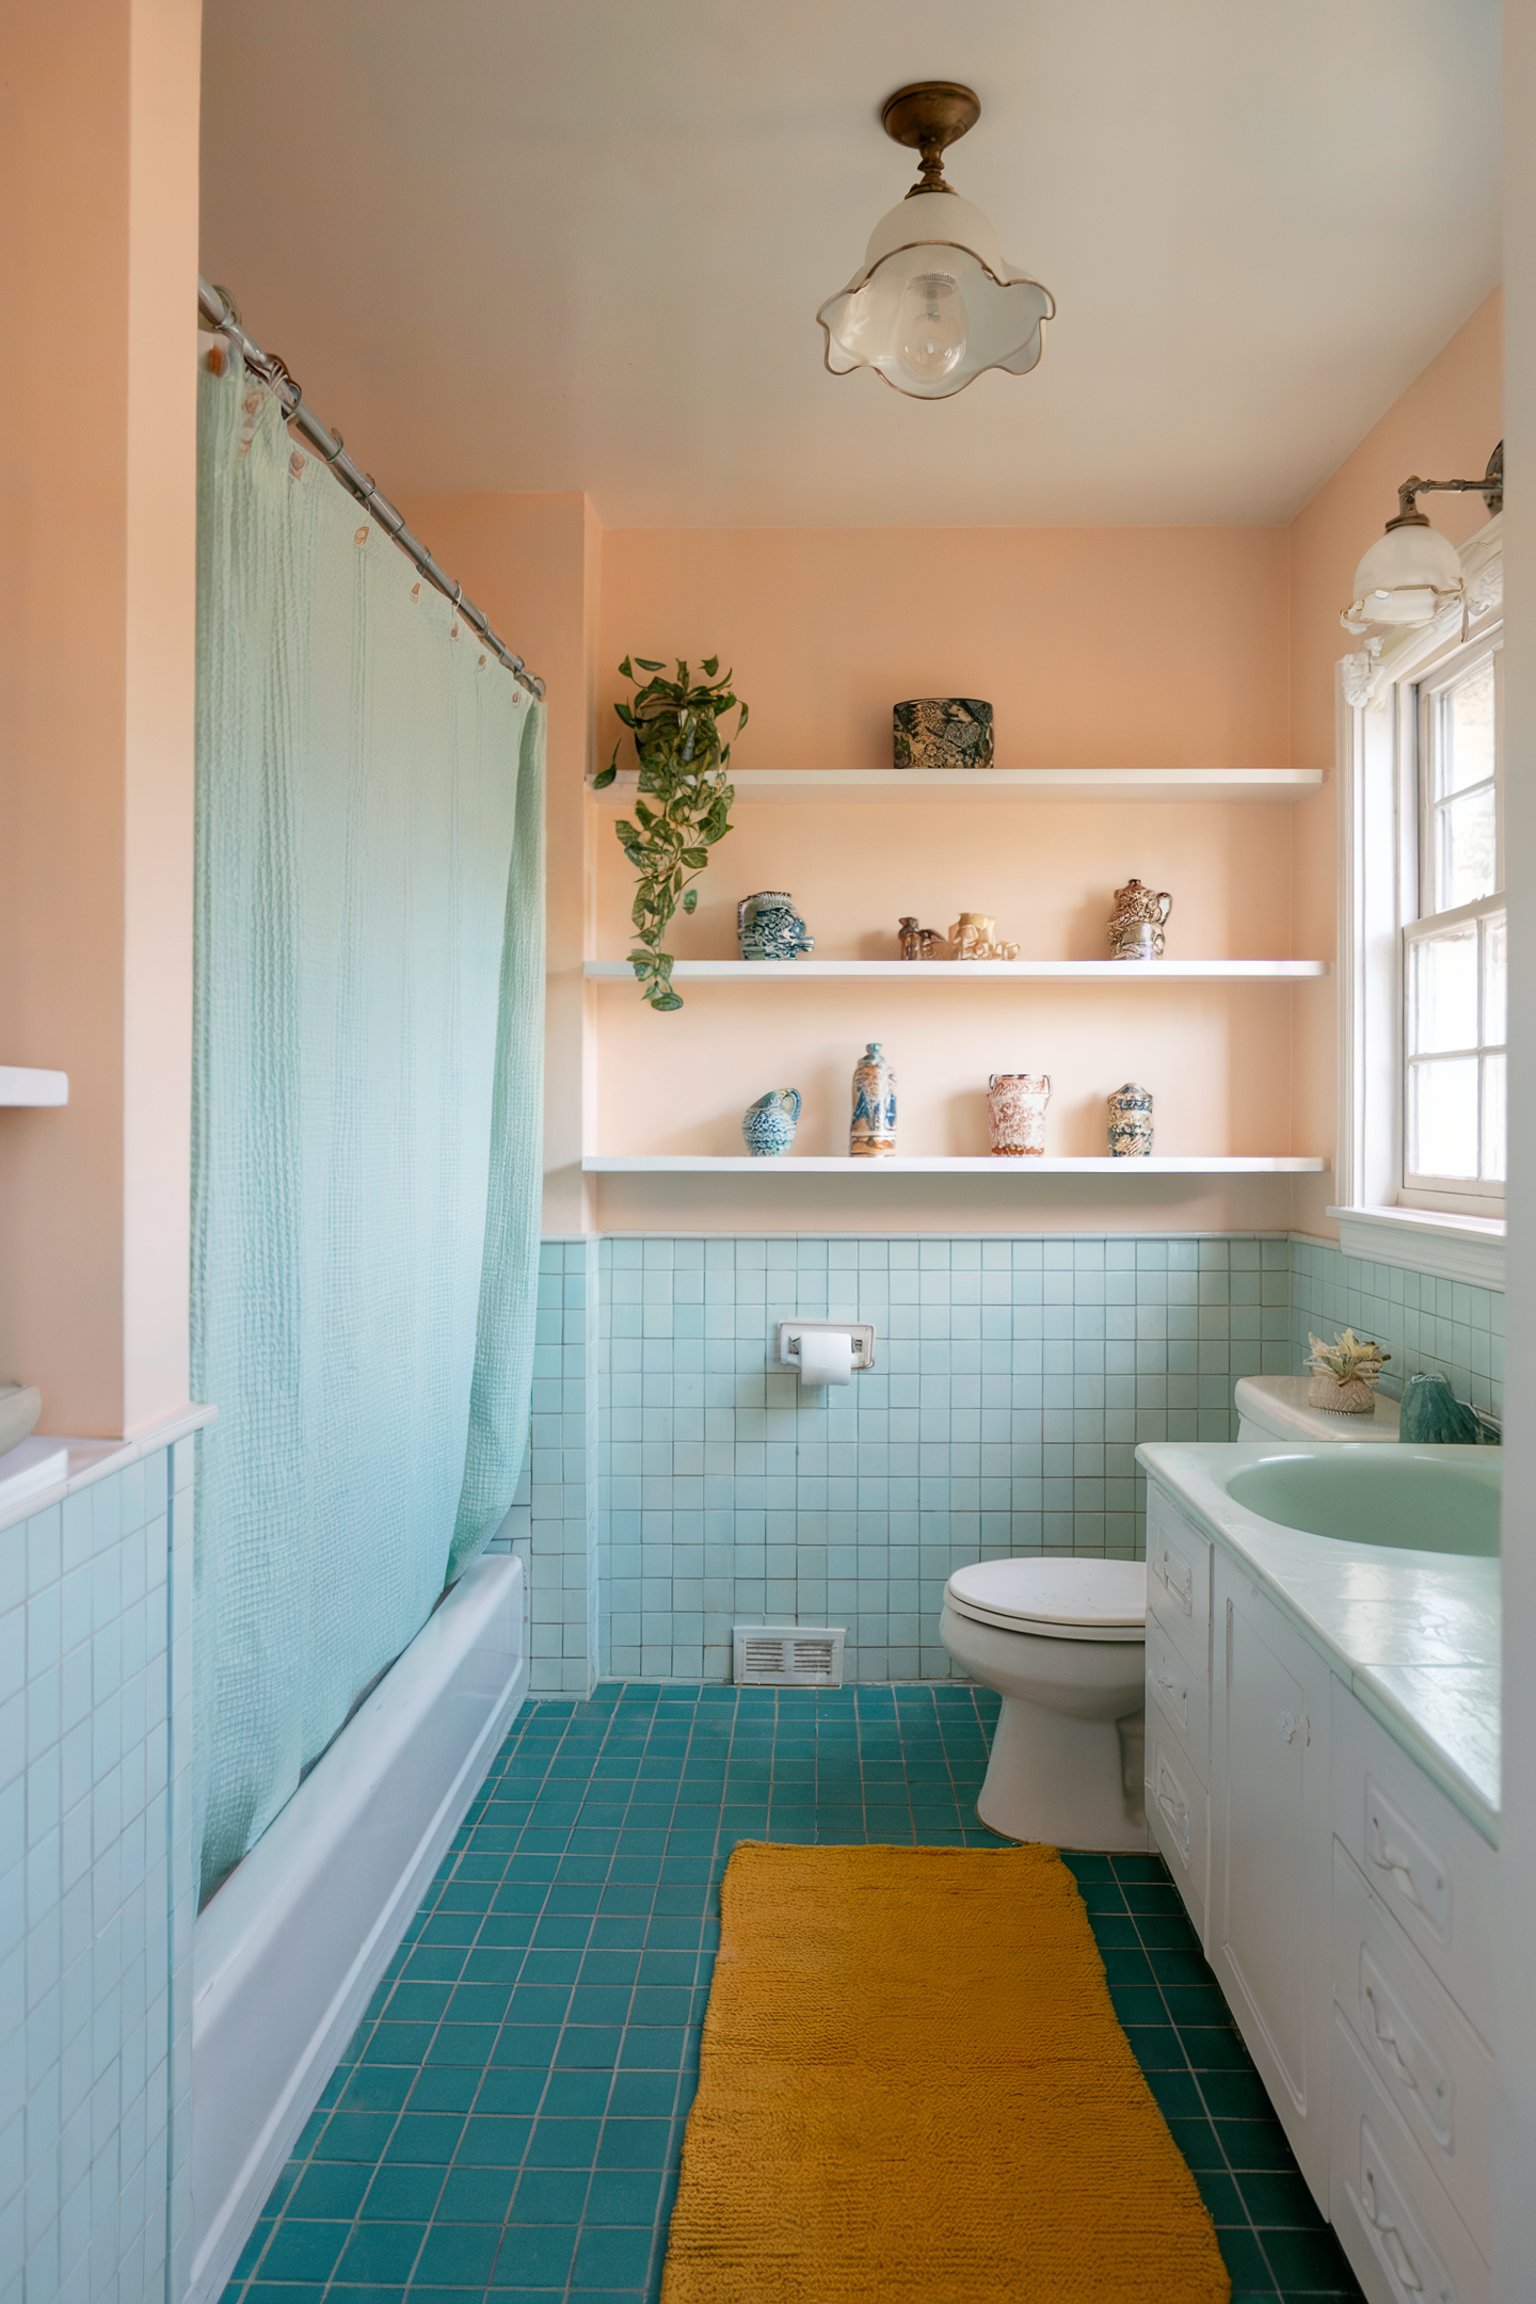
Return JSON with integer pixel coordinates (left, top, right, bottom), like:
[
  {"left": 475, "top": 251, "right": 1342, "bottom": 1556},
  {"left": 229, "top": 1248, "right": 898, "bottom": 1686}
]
[
  {"left": 1328, "top": 1204, "right": 1506, "bottom": 1290},
  {"left": 0, "top": 1066, "right": 68, "bottom": 1106}
]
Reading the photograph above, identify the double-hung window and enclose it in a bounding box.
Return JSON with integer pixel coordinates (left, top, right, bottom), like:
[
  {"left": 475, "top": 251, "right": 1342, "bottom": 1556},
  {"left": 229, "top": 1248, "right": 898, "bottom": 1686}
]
[
  {"left": 1401, "top": 636, "right": 1505, "bottom": 1213},
  {"left": 1336, "top": 516, "right": 1505, "bottom": 1283}
]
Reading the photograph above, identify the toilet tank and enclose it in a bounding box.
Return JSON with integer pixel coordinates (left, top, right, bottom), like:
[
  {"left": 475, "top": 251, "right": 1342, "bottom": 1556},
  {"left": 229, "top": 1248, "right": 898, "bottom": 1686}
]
[{"left": 1234, "top": 1373, "right": 1400, "bottom": 1444}]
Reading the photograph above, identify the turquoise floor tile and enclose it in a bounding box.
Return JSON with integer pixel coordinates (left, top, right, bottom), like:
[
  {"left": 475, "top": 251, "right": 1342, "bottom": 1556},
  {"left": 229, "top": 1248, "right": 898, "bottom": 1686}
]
[{"left": 227, "top": 1684, "right": 1360, "bottom": 2304}]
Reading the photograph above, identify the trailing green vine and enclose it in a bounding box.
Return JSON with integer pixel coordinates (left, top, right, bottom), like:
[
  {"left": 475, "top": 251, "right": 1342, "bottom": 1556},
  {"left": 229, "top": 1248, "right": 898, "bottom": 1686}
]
[{"left": 591, "top": 655, "right": 745, "bottom": 1011}]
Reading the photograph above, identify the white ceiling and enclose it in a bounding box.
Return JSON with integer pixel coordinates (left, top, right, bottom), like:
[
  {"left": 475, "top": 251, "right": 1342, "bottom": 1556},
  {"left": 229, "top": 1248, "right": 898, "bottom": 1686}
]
[{"left": 199, "top": 0, "right": 1500, "bottom": 528}]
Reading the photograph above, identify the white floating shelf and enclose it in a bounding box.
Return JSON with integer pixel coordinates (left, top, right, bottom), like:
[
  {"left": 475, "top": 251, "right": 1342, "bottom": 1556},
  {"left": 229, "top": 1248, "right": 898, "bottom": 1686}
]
[
  {"left": 589, "top": 768, "right": 1325, "bottom": 806},
  {"left": 584, "top": 1156, "right": 1328, "bottom": 1176},
  {"left": 586, "top": 959, "right": 1328, "bottom": 982},
  {"left": 0, "top": 1067, "right": 68, "bottom": 1107}
]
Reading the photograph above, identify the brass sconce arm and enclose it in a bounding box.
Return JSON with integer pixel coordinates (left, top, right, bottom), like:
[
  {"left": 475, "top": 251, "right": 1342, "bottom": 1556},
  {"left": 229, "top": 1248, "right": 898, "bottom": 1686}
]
[{"left": 1391, "top": 442, "right": 1503, "bottom": 528}]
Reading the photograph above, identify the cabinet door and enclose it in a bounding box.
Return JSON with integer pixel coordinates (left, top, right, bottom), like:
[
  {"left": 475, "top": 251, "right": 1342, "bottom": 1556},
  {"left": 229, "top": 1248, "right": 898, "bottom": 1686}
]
[{"left": 1210, "top": 1556, "right": 1334, "bottom": 2208}]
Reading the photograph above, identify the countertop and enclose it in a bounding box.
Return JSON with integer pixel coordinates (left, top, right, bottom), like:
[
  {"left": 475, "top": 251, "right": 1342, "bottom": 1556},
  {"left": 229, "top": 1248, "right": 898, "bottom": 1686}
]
[{"left": 1137, "top": 1440, "right": 1500, "bottom": 1845}]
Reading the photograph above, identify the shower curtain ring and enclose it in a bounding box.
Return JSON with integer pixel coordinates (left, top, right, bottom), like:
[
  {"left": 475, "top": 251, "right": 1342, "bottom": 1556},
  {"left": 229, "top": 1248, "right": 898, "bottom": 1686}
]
[{"left": 321, "top": 429, "right": 346, "bottom": 465}]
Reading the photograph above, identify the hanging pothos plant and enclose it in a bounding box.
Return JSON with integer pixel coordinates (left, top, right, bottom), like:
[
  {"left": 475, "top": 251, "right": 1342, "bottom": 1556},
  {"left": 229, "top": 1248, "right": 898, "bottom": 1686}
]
[{"left": 591, "top": 655, "right": 745, "bottom": 1011}]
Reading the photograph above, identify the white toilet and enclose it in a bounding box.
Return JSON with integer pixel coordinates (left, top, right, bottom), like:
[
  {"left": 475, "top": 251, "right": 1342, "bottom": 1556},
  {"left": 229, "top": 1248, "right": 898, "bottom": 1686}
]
[
  {"left": 940, "top": 1557, "right": 1149, "bottom": 1850},
  {"left": 943, "top": 1372, "right": 1402, "bottom": 1850}
]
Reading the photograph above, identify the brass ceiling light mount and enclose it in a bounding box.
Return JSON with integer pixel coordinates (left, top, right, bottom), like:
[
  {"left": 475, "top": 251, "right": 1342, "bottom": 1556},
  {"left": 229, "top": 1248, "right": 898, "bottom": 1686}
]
[
  {"left": 817, "top": 79, "right": 1055, "bottom": 399},
  {"left": 880, "top": 80, "right": 981, "bottom": 197}
]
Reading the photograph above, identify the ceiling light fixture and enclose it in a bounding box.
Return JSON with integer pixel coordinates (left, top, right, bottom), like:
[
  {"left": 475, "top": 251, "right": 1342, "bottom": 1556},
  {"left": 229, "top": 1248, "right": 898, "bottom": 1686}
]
[
  {"left": 1341, "top": 441, "right": 1504, "bottom": 633},
  {"left": 816, "top": 81, "right": 1055, "bottom": 400}
]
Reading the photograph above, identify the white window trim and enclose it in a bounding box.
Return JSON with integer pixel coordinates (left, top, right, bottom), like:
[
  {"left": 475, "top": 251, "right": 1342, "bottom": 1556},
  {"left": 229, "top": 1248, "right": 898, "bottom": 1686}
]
[{"left": 1333, "top": 513, "right": 1505, "bottom": 1290}]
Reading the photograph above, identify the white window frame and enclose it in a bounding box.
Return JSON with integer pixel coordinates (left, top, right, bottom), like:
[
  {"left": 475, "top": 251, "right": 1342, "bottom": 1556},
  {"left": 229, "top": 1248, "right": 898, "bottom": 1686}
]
[{"left": 1333, "top": 514, "right": 1506, "bottom": 1288}]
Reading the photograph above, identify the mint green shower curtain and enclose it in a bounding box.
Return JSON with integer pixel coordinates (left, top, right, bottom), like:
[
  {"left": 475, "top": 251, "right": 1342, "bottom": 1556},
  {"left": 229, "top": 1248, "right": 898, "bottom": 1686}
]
[{"left": 192, "top": 353, "right": 543, "bottom": 1901}]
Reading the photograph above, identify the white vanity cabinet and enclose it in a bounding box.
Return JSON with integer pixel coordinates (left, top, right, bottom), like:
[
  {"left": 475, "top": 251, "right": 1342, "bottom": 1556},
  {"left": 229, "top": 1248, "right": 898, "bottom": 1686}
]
[
  {"left": 1209, "top": 1552, "right": 1335, "bottom": 2206},
  {"left": 1143, "top": 1482, "right": 1496, "bottom": 2299}
]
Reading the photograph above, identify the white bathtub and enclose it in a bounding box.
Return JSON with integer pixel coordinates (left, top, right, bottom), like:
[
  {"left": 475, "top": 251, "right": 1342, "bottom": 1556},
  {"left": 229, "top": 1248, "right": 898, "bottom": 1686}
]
[{"left": 188, "top": 1552, "right": 527, "bottom": 2304}]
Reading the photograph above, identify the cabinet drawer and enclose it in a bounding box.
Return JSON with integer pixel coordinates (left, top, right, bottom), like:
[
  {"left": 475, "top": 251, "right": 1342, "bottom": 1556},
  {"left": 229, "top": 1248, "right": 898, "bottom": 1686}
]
[
  {"left": 1332, "top": 1684, "right": 1496, "bottom": 2044},
  {"left": 1145, "top": 1708, "right": 1208, "bottom": 1948},
  {"left": 1332, "top": 1843, "right": 1492, "bottom": 2245},
  {"left": 1145, "top": 1487, "right": 1212, "bottom": 1669},
  {"left": 1330, "top": 2010, "right": 1488, "bottom": 2304},
  {"left": 1147, "top": 1615, "right": 1209, "bottom": 1770}
]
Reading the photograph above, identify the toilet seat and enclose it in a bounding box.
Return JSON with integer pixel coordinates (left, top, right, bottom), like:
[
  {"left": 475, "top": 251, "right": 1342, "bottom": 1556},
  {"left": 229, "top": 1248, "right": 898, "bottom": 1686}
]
[{"left": 944, "top": 1557, "right": 1147, "bottom": 1642}]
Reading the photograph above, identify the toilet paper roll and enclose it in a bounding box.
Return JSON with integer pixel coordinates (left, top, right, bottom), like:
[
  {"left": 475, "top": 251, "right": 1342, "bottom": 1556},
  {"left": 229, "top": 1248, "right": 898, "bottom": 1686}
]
[{"left": 798, "top": 1329, "right": 854, "bottom": 1386}]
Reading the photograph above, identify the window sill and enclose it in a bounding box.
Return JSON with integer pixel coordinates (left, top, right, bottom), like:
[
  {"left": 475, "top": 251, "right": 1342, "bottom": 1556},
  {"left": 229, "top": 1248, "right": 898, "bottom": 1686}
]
[{"left": 1327, "top": 1205, "right": 1505, "bottom": 1291}]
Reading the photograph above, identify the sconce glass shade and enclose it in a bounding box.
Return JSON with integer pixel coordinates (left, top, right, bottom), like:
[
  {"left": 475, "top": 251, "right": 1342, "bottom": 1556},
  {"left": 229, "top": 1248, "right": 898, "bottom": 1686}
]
[
  {"left": 817, "top": 190, "right": 1055, "bottom": 400},
  {"left": 1342, "top": 520, "right": 1465, "bottom": 633}
]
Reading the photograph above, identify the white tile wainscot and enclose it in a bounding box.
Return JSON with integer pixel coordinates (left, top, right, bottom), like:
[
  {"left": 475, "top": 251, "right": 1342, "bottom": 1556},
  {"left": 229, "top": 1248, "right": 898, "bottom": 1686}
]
[{"left": 1137, "top": 1439, "right": 1498, "bottom": 2302}]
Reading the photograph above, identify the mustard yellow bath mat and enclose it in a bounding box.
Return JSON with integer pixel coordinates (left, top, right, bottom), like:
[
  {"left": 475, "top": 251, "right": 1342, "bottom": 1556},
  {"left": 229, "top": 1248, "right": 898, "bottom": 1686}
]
[{"left": 661, "top": 1843, "right": 1230, "bottom": 2304}]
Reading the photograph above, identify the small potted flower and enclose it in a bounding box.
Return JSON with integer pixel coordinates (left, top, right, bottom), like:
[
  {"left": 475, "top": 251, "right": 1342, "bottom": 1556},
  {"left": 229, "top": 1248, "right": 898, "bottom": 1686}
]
[{"left": 1304, "top": 1329, "right": 1390, "bottom": 1416}]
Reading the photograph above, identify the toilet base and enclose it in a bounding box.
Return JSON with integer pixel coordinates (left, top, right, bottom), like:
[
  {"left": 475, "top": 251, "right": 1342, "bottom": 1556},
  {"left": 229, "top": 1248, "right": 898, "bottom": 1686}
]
[{"left": 976, "top": 1694, "right": 1150, "bottom": 1852}]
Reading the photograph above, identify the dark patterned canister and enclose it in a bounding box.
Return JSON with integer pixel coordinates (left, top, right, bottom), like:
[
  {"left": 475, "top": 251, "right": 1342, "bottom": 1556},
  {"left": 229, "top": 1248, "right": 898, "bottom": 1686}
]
[{"left": 892, "top": 698, "right": 994, "bottom": 772}]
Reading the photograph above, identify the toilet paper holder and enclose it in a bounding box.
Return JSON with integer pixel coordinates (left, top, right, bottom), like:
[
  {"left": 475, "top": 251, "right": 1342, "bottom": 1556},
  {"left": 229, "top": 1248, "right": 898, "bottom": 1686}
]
[{"left": 776, "top": 1320, "right": 876, "bottom": 1376}]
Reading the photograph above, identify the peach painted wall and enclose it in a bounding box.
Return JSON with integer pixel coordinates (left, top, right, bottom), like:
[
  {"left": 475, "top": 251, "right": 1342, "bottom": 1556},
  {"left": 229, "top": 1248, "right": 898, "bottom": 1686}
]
[
  {"left": 401, "top": 491, "right": 602, "bottom": 1233},
  {"left": 1287, "top": 292, "right": 1502, "bottom": 1240},
  {"left": 0, "top": 0, "right": 202, "bottom": 1435},
  {"left": 591, "top": 524, "right": 1300, "bottom": 1232}
]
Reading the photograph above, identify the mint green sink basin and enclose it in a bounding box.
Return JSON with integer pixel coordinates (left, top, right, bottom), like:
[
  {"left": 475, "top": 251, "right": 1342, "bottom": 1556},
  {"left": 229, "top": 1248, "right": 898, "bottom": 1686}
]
[{"left": 1225, "top": 1448, "right": 1500, "bottom": 1556}]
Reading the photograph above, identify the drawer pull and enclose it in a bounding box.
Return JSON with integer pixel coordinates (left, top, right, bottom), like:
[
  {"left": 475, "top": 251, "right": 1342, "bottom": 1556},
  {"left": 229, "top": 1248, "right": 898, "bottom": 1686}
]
[
  {"left": 1369, "top": 1828, "right": 1430, "bottom": 1914},
  {"left": 1363, "top": 1983, "right": 1417, "bottom": 2088},
  {"left": 1360, "top": 2170, "right": 1425, "bottom": 2295},
  {"left": 1156, "top": 1552, "right": 1193, "bottom": 1613},
  {"left": 1154, "top": 1772, "right": 1191, "bottom": 1856}
]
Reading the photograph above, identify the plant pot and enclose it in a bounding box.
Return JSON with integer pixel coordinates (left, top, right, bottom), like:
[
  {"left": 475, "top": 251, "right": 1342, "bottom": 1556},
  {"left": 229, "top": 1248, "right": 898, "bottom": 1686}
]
[{"left": 1305, "top": 1372, "right": 1380, "bottom": 1415}]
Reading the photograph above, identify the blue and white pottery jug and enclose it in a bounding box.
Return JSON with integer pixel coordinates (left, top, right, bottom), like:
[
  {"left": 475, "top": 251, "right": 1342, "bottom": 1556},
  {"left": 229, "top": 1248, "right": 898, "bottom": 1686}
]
[
  {"left": 738, "top": 891, "right": 815, "bottom": 962},
  {"left": 742, "top": 1087, "right": 802, "bottom": 1157}
]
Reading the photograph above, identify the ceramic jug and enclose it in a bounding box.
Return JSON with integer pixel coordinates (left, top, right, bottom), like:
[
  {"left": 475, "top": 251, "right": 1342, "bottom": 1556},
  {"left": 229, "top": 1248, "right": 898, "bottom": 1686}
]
[
  {"left": 1108, "top": 878, "right": 1173, "bottom": 959},
  {"left": 742, "top": 1087, "right": 802, "bottom": 1157},
  {"left": 1107, "top": 1082, "right": 1154, "bottom": 1157},
  {"left": 738, "top": 892, "right": 815, "bottom": 962},
  {"left": 987, "top": 1073, "right": 1051, "bottom": 1157},
  {"left": 850, "top": 1043, "right": 896, "bottom": 1158}
]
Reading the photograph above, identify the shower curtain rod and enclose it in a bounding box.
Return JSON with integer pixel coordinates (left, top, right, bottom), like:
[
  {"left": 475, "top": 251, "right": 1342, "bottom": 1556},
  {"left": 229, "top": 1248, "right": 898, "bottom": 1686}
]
[{"left": 198, "top": 278, "right": 545, "bottom": 699}]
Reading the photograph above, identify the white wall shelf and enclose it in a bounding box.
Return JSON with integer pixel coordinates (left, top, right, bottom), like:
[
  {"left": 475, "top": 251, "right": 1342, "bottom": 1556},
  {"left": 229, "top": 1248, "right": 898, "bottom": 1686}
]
[
  {"left": 0, "top": 1067, "right": 68, "bottom": 1107},
  {"left": 585, "top": 959, "right": 1327, "bottom": 982},
  {"left": 584, "top": 1155, "right": 1327, "bottom": 1176},
  {"left": 588, "top": 768, "right": 1325, "bottom": 806}
]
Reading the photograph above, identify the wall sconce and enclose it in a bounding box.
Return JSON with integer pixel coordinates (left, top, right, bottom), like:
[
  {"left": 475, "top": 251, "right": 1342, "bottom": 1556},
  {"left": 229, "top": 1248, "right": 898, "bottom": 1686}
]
[
  {"left": 816, "top": 81, "right": 1055, "bottom": 400},
  {"left": 1341, "top": 441, "right": 1503, "bottom": 633}
]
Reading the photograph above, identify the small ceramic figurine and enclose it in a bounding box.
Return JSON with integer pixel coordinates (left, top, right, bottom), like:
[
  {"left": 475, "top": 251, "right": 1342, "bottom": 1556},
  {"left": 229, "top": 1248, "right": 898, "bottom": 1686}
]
[
  {"left": 1398, "top": 1371, "right": 1487, "bottom": 1444},
  {"left": 987, "top": 1073, "right": 1051, "bottom": 1156},
  {"left": 738, "top": 892, "right": 815, "bottom": 962},
  {"left": 946, "top": 912, "right": 1020, "bottom": 961},
  {"left": 1106, "top": 1082, "right": 1155, "bottom": 1157},
  {"left": 897, "top": 916, "right": 948, "bottom": 961},
  {"left": 742, "top": 1087, "right": 802, "bottom": 1157},
  {"left": 892, "top": 697, "right": 994, "bottom": 771},
  {"left": 850, "top": 1043, "right": 896, "bottom": 1157},
  {"left": 1304, "top": 1329, "right": 1389, "bottom": 1415},
  {"left": 1108, "top": 877, "right": 1173, "bottom": 959}
]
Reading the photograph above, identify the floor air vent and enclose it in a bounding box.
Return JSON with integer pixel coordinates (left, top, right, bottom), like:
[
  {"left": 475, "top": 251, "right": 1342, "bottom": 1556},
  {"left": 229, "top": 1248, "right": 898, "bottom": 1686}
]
[{"left": 733, "top": 1625, "right": 846, "bottom": 1689}]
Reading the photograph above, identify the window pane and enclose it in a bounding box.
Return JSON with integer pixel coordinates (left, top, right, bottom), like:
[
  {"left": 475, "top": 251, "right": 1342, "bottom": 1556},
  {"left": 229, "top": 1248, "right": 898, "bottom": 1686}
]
[
  {"left": 1483, "top": 910, "right": 1507, "bottom": 1046},
  {"left": 1408, "top": 1056, "right": 1479, "bottom": 1179},
  {"left": 1482, "top": 1054, "right": 1507, "bottom": 1183},
  {"left": 1436, "top": 653, "right": 1497, "bottom": 796},
  {"left": 1435, "top": 786, "right": 1498, "bottom": 908},
  {"left": 1409, "top": 923, "right": 1478, "bottom": 1054}
]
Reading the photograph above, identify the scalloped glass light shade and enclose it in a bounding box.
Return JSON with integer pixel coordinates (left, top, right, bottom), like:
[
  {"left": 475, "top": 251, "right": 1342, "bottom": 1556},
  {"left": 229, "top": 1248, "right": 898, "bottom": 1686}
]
[
  {"left": 1343, "top": 520, "right": 1466, "bottom": 631},
  {"left": 817, "top": 189, "right": 1054, "bottom": 400}
]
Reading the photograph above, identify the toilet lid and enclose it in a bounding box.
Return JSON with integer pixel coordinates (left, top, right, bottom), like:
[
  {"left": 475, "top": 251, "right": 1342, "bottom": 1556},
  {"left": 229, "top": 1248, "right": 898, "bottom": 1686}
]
[{"left": 944, "top": 1557, "right": 1147, "bottom": 1641}]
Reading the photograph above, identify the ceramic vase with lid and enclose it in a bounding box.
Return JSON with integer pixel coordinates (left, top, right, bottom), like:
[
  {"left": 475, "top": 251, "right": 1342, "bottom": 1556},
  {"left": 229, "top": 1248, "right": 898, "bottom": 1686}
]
[
  {"left": 850, "top": 1044, "right": 896, "bottom": 1158},
  {"left": 742, "top": 1087, "right": 802, "bottom": 1157},
  {"left": 738, "top": 892, "right": 815, "bottom": 962},
  {"left": 1107, "top": 1082, "right": 1154, "bottom": 1157},
  {"left": 987, "top": 1073, "right": 1051, "bottom": 1157}
]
